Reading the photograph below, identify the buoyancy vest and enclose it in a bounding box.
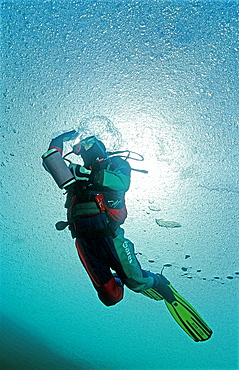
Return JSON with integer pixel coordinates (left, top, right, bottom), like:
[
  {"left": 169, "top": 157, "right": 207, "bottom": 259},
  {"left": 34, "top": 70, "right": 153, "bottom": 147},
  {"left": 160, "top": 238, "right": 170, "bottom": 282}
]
[
  {"left": 55, "top": 156, "right": 130, "bottom": 239},
  {"left": 65, "top": 156, "right": 130, "bottom": 224},
  {"left": 65, "top": 185, "right": 127, "bottom": 224},
  {"left": 63, "top": 185, "right": 127, "bottom": 240}
]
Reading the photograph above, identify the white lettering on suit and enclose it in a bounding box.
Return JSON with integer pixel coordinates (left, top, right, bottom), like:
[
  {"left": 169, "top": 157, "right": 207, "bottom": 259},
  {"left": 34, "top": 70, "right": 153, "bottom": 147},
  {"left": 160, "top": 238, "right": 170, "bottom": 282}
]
[{"left": 122, "top": 241, "right": 133, "bottom": 264}]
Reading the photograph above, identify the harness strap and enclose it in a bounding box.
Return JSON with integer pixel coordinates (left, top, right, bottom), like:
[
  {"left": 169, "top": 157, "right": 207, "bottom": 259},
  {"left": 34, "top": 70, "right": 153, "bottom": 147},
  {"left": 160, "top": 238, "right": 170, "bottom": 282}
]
[
  {"left": 71, "top": 201, "right": 104, "bottom": 218},
  {"left": 55, "top": 200, "right": 103, "bottom": 231},
  {"left": 55, "top": 219, "right": 116, "bottom": 239},
  {"left": 75, "top": 227, "right": 111, "bottom": 240}
]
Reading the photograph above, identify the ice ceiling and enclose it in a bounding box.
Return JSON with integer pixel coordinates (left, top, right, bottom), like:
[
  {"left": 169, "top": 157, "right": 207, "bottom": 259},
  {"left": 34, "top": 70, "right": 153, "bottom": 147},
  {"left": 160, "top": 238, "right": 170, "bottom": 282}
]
[{"left": 1, "top": 1, "right": 239, "bottom": 369}]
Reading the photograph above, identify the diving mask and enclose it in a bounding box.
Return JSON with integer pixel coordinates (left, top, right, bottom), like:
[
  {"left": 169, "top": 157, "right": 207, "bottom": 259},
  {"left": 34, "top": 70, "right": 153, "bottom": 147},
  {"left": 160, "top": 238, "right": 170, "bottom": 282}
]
[{"left": 72, "top": 135, "right": 97, "bottom": 155}]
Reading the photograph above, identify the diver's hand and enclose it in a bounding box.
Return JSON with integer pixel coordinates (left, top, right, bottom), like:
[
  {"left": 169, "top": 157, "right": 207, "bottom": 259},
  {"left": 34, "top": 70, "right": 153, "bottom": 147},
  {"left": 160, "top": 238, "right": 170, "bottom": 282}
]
[
  {"left": 69, "top": 163, "right": 92, "bottom": 181},
  {"left": 48, "top": 130, "right": 78, "bottom": 153},
  {"left": 91, "top": 158, "right": 110, "bottom": 172},
  {"left": 59, "top": 130, "right": 78, "bottom": 142}
]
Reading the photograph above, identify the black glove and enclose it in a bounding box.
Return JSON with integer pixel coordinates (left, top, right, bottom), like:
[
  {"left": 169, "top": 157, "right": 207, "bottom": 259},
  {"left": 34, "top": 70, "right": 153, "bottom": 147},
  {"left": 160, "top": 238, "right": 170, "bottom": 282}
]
[
  {"left": 91, "top": 158, "right": 111, "bottom": 172},
  {"left": 69, "top": 163, "right": 92, "bottom": 181},
  {"left": 57, "top": 130, "right": 78, "bottom": 142},
  {"left": 49, "top": 130, "right": 78, "bottom": 151}
]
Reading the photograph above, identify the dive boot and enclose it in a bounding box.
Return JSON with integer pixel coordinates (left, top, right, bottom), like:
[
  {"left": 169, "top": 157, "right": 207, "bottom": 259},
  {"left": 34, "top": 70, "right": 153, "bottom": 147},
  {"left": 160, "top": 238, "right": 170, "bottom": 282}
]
[{"left": 141, "top": 273, "right": 174, "bottom": 301}]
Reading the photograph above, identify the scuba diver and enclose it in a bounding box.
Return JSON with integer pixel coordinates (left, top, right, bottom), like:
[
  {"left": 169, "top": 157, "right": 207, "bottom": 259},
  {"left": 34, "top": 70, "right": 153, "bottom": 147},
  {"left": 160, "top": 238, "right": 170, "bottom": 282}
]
[{"left": 42, "top": 129, "right": 212, "bottom": 342}]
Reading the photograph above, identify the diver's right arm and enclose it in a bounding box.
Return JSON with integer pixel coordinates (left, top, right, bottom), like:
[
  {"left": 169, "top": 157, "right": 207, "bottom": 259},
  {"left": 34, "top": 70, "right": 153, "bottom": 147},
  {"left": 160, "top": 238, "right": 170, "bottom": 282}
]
[{"left": 48, "top": 130, "right": 78, "bottom": 155}]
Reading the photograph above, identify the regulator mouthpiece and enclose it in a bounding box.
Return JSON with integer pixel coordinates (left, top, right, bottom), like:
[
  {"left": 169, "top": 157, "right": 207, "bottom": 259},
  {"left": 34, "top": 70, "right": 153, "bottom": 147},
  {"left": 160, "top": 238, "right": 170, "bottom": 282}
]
[{"left": 72, "top": 142, "right": 82, "bottom": 155}]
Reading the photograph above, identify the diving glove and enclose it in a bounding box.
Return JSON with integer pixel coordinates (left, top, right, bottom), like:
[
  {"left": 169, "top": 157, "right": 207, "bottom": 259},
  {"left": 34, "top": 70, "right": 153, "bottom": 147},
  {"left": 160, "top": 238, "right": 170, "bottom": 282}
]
[
  {"left": 69, "top": 163, "right": 92, "bottom": 181},
  {"left": 60, "top": 130, "right": 78, "bottom": 142},
  {"left": 49, "top": 130, "right": 78, "bottom": 151}
]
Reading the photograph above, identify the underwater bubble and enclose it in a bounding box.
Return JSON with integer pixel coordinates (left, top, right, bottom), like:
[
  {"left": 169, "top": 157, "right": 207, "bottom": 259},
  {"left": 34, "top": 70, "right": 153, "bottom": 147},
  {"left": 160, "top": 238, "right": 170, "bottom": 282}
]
[
  {"left": 148, "top": 206, "right": 162, "bottom": 211},
  {"left": 135, "top": 252, "right": 143, "bottom": 256},
  {"left": 227, "top": 276, "right": 234, "bottom": 280},
  {"left": 148, "top": 259, "right": 155, "bottom": 263},
  {"left": 77, "top": 115, "right": 122, "bottom": 151},
  {"left": 213, "top": 276, "right": 220, "bottom": 279},
  {"left": 156, "top": 219, "right": 181, "bottom": 228},
  {"left": 235, "top": 272, "right": 239, "bottom": 275},
  {"left": 197, "top": 269, "right": 202, "bottom": 272},
  {"left": 148, "top": 199, "right": 162, "bottom": 211},
  {"left": 187, "top": 276, "right": 193, "bottom": 279},
  {"left": 163, "top": 263, "right": 172, "bottom": 267}
]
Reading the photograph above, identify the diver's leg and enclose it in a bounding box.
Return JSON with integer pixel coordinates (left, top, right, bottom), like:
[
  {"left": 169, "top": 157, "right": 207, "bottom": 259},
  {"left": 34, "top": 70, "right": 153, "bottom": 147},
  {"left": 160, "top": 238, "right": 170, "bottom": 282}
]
[
  {"left": 112, "top": 230, "right": 212, "bottom": 341},
  {"left": 75, "top": 237, "right": 124, "bottom": 306},
  {"left": 112, "top": 228, "right": 155, "bottom": 291},
  {"left": 73, "top": 214, "right": 124, "bottom": 306},
  {"left": 113, "top": 228, "right": 174, "bottom": 301}
]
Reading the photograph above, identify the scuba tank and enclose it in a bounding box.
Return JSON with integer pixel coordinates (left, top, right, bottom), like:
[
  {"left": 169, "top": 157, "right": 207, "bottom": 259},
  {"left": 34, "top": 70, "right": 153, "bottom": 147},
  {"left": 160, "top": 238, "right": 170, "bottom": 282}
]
[{"left": 42, "top": 148, "right": 76, "bottom": 189}]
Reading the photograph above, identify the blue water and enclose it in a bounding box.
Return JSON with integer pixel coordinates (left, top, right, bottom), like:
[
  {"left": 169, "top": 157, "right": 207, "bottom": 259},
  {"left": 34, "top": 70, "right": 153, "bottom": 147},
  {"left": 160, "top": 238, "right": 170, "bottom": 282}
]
[{"left": 1, "top": 1, "right": 239, "bottom": 369}]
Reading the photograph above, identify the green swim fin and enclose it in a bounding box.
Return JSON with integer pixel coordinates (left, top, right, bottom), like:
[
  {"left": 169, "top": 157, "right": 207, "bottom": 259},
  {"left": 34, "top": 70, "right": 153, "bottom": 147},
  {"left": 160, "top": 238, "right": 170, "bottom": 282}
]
[
  {"left": 164, "top": 284, "right": 213, "bottom": 342},
  {"left": 141, "top": 283, "right": 212, "bottom": 342},
  {"left": 141, "top": 288, "right": 164, "bottom": 301}
]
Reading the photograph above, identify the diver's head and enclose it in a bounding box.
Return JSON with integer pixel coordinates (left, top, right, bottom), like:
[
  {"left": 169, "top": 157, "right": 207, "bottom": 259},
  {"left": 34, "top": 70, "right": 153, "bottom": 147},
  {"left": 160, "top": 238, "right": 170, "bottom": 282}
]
[{"left": 73, "top": 136, "right": 107, "bottom": 167}]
